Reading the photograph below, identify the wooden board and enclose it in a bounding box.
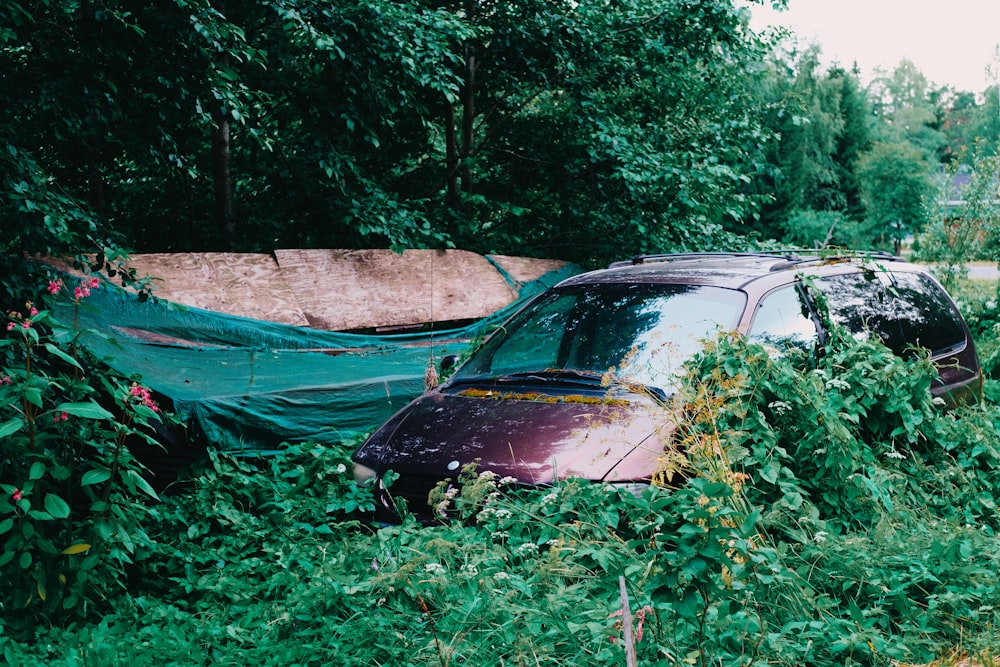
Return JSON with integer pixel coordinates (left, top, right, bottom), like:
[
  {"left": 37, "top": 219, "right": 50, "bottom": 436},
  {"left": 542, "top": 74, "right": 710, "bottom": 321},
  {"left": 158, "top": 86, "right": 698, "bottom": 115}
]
[
  {"left": 115, "top": 252, "right": 310, "bottom": 327},
  {"left": 43, "top": 249, "right": 571, "bottom": 332},
  {"left": 488, "top": 254, "right": 573, "bottom": 284},
  {"left": 274, "top": 248, "right": 530, "bottom": 331}
]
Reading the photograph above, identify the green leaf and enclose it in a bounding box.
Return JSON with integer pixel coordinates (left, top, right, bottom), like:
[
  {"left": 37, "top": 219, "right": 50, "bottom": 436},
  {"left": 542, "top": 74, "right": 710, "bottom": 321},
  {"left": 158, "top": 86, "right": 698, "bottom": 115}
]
[
  {"left": 0, "top": 518, "right": 12, "bottom": 535},
  {"left": 125, "top": 469, "right": 159, "bottom": 501},
  {"left": 44, "top": 493, "right": 71, "bottom": 519},
  {"left": 56, "top": 401, "right": 115, "bottom": 421},
  {"left": 43, "top": 342, "right": 83, "bottom": 370},
  {"left": 81, "top": 469, "right": 112, "bottom": 486},
  {"left": 24, "top": 387, "right": 43, "bottom": 408},
  {"left": 0, "top": 418, "right": 24, "bottom": 438},
  {"left": 28, "top": 462, "right": 45, "bottom": 480}
]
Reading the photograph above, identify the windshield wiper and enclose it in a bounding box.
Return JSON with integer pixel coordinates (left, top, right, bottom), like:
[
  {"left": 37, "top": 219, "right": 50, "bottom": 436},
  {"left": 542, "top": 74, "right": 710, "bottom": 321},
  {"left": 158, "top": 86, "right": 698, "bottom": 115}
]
[{"left": 499, "top": 369, "right": 606, "bottom": 384}]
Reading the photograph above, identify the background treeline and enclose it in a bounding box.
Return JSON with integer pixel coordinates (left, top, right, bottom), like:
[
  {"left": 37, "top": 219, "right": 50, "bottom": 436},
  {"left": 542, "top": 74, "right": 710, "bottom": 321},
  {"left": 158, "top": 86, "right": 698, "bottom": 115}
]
[{"left": 3, "top": 0, "right": 998, "bottom": 270}]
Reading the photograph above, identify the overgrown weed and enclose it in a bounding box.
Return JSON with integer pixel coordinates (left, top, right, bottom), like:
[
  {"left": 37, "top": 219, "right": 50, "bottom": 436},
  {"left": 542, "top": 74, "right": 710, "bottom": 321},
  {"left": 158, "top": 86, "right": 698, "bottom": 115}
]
[{"left": 7, "top": 291, "right": 1000, "bottom": 664}]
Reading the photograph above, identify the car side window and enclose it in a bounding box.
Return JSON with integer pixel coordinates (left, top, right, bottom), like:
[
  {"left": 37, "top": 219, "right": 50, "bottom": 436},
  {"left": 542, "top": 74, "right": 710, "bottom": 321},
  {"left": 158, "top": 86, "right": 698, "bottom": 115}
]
[
  {"left": 748, "top": 285, "right": 818, "bottom": 353},
  {"left": 813, "top": 272, "right": 905, "bottom": 354},
  {"left": 888, "top": 272, "right": 968, "bottom": 357},
  {"left": 812, "top": 270, "right": 967, "bottom": 359}
]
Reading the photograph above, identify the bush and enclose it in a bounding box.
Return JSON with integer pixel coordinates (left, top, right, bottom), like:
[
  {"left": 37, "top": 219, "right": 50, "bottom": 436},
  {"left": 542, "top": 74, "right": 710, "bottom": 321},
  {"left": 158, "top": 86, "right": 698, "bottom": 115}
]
[{"left": 0, "top": 269, "right": 170, "bottom": 638}]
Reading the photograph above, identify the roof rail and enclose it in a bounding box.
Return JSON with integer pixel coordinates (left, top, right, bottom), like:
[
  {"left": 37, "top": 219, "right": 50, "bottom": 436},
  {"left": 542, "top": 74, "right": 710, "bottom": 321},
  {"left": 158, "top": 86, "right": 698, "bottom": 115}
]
[{"left": 608, "top": 249, "right": 903, "bottom": 270}]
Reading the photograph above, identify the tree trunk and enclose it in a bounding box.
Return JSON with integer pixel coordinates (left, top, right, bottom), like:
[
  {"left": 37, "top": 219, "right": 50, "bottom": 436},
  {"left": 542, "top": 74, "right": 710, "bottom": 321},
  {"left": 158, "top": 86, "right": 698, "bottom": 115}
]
[
  {"left": 445, "top": 102, "right": 459, "bottom": 206},
  {"left": 460, "top": 0, "right": 476, "bottom": 194},
  {"left": 211, "top": 114, "right": 234, "bottom": 249},
  {"left": 210, "top": 0, "right": 235, "bottom": 249}
]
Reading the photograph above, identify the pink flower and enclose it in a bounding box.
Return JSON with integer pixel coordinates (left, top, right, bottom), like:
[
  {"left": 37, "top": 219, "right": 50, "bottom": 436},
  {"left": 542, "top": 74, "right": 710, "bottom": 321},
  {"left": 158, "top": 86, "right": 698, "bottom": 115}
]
[
  {"left": 21, "top": 320, "right": 31, "bottom": 329},
  {"left": 1, "top": 375, "right": 11, "bottom": 385},
  {"left": 635, "top": 606, "right": 653, "bottom": 642},
  {"left": 48, "top": 279, "right": 64, "bottom": 295},
  {"left": 12, "top": 488, "right": 22, "bottom": 502},
  {"left": 129, "top": 383, "right": 160, "bottom": 412},
  {"left": 29, "top": 306, "right": 38, "bottom": 316},
  {"left": 52, "top": 412, "right": 69, "bottom": 423},
  {"left": 5, "top": 323, "right": 13, "bottom": 331},
  {"left": 88, "top": 277, "right": 100, "bottom": 289}
]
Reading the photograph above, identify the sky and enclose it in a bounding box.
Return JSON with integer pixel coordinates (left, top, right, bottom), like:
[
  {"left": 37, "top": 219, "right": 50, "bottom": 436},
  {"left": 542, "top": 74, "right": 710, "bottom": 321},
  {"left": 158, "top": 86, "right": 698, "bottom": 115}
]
[{"left": 748, "top": 0, "right": 1000, "bottom": 93}]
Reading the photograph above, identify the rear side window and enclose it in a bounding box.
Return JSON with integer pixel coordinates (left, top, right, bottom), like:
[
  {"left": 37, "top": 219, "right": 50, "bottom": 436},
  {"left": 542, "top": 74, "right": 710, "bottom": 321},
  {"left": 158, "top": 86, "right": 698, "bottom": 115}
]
[
  {"left": 813, "top": 271, "right": 966, "bottom": 358},
  {"left": 889, "top": 272, "right": 968, "bottom": 356}
]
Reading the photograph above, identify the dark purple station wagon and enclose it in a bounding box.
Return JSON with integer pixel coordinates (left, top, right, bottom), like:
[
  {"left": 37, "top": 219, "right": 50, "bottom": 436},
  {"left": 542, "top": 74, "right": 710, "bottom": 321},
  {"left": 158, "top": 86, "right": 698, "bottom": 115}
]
[{"left": 353, "top": 251, "right": 982, "bottom": 523}]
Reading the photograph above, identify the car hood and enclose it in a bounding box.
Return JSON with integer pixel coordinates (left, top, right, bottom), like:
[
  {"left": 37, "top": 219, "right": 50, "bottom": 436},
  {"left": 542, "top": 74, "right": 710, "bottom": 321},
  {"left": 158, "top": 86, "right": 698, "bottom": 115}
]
[{"left": 353, "top": 386, "right": 675, "bottom": 484}]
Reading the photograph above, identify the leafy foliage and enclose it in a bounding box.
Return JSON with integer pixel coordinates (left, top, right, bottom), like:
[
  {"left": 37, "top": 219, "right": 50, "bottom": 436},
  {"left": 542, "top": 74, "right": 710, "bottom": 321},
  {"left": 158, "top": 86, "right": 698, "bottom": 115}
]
[
  {"left": 5, "top": 316, "right": 1000, "bottom": 664},
  {"left": 1, "top": 0, "right": 777, "bottom": 268},
  {"left": 0, "top": 273, "right": 173, "bottom": 637}
]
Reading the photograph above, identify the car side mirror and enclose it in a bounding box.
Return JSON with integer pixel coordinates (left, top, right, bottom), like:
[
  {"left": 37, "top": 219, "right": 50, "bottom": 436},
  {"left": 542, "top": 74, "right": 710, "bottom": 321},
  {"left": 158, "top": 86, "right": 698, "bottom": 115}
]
[{"left": 440, "top": 354, "right": 459, "bottom": 373}]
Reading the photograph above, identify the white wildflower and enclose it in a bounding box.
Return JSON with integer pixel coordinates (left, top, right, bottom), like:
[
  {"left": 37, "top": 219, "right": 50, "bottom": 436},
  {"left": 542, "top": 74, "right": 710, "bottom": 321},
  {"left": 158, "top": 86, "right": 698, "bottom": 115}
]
[
  {"left": 884, "top": 448, "right": 906, "bottom": 460},
  {"left": 540, "top": 492, "right": 558, "bottom": 505},
  {"left": 767, "top": 400, "right": 791, "bottom": 415},
  {"left": 814, "top": 531, "right": 828, "bottom": 543},
  {"left": 932, "top": 396, "right": 946, "bottom": 406},
  {"left": 424, "top": 562, "right": 445, "bottom": 574},
  {"left": 825, "top": 378, "right": 850, "bottom": 391},
  {"left": 335, "top": 463, "right": 347, "bottom": 474}
]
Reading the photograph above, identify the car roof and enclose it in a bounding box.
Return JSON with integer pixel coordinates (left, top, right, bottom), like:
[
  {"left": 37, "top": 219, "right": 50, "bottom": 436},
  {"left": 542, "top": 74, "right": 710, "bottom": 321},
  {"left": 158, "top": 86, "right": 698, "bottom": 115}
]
[{"left": 559, "top": 251, "right": 917, "bottom": 291}]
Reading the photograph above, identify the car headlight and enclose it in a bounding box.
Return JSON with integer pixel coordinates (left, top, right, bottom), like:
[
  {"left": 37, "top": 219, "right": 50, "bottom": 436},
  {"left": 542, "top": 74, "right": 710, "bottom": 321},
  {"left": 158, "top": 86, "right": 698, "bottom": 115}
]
[{"left": 353, "top": 462, "right": 377, "bottom": 484}]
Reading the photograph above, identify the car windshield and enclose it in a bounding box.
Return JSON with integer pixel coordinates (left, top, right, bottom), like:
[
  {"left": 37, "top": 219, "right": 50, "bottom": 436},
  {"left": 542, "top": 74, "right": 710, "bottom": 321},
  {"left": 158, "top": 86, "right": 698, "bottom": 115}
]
[{"left": 452, "top": 282, "right": 745, "bottom": 392}]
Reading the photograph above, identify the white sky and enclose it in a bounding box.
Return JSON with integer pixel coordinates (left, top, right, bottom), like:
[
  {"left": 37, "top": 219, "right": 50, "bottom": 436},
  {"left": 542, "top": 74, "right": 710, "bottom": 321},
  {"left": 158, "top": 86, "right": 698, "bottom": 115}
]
[{"left": 747, "top": 0, "right": 1000, "bottom": 93}]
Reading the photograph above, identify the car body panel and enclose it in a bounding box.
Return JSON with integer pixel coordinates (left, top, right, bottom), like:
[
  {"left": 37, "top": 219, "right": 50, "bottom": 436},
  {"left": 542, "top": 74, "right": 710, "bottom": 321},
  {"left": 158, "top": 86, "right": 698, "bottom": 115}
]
[{"left": 356, "top": 387, "right": 672, "bottom": 484}]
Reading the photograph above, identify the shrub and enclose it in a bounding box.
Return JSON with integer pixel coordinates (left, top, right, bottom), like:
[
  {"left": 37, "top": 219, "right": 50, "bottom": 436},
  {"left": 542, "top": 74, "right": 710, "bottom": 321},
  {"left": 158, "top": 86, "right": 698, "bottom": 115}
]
[{"left": 0, "top": 270, "right": 169, "bottom": 638}]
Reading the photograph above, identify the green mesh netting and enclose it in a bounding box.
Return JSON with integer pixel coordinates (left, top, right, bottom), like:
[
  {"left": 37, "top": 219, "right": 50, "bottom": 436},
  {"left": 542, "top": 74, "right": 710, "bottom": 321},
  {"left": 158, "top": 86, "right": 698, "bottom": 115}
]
[{"left": 60, "top": 262, "right": 581, "bottom": 454}]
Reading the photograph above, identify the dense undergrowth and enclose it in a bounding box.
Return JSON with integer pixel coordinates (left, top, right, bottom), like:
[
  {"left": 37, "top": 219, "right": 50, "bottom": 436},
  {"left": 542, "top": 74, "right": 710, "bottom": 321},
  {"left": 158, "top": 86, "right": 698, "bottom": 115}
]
[{"left": 5, "top": 279, "right": 1000, "bottom": 665}]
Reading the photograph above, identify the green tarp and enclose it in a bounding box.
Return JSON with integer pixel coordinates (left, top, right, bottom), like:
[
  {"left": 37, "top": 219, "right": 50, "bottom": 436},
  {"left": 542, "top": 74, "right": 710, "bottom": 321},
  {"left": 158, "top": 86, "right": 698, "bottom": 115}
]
[{"left": 60, "top": 261, "right": 580, "bottom": 455}]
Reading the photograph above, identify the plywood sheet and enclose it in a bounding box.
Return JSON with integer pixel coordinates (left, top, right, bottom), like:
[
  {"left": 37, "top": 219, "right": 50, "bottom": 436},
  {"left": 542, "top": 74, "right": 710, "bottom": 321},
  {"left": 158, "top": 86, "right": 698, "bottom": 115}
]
[
  {"left": 123, "top": 253, "right": 310, "bottom": 326},
  {"left": 488, "top": 254, "right": 571, "bottom": 284},
  {"left": 43, "top": 249, "right": 572, "bottom": 332},
  {"left": 274, "top": 248, "right": 523, "bottom": 331}
]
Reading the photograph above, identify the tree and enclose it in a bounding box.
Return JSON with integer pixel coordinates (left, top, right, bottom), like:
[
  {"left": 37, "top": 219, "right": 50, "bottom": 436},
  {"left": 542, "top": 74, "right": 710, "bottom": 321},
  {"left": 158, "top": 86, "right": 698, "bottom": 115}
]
[
  {"left": 739, "top": 45, "right": 872, "bottom": 243},
  {"left": 856, "top": 141, "right": 932, "bottom": 253},
  {"left": 868, "top": 59, "right": 947, "bottom": 162},
  {"left": 1, "top": 0, "right": 778, "bottom": 268}
]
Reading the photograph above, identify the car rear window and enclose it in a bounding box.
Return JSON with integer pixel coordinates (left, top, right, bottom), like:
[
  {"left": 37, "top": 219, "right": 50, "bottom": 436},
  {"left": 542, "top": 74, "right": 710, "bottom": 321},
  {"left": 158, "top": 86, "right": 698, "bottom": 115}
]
[{"left": 814, "top": 271, "right": 966, "bottom": 358}]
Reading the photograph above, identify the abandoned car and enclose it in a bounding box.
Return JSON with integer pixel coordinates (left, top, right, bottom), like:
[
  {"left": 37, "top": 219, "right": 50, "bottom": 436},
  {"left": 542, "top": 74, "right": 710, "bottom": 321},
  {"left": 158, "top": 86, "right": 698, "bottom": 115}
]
[{"left": 352, "top": 251, "right": 982, "bottom": 523}]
